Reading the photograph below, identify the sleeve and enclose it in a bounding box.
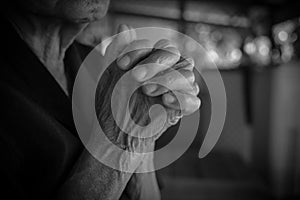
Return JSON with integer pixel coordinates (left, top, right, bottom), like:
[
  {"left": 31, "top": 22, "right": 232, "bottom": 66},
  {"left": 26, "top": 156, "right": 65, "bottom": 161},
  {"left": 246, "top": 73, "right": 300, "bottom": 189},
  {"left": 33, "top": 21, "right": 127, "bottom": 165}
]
[{"left": 0, "top": 127, "right": 25, "bottom": 200}]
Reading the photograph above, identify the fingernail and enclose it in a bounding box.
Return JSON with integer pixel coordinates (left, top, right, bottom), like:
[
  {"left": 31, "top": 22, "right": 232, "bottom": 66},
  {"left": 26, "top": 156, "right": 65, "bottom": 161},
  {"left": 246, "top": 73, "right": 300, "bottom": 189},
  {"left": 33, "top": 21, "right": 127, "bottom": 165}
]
[
  {"left": 132, "top": 67, "right": 147, "bottom": 81},
  {"left": 146, "top": 84, "right": 157, "bottom": 93},
  {"left": 117, "top": 56, "right": 130, "bottom": 69},
  {"left": 166, "top": 94, "right": 175, "bottom": 103},
  {"left": 118, "top": 24, "right": 128, "bottom": 33}
]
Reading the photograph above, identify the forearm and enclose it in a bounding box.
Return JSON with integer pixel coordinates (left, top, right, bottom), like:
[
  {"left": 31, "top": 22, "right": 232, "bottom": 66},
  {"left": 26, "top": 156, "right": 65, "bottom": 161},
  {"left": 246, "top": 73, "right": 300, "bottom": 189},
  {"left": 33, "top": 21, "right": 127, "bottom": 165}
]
[
  {"left": 55, "top": 150, "right": 135, "bottom": 200},
  {"left": 122, "top": 145, "right": 161, "bottom": 200},
  {"left": 122, "top": 171, "right": 161, "bottom": 200}
]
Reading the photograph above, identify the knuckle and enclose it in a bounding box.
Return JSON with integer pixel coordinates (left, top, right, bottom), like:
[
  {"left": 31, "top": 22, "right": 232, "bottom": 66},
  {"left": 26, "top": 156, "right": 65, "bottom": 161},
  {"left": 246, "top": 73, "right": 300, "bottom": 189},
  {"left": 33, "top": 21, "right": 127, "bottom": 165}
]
[
  {"left": 131, "top": 48, "right": 151, "bottom": 62},
  {"left": 155, "top": 87, "right": 169, "bottom": 95},
  {"left": 182, "top": 95, "right": 201, "bottom": 113},
  {"left": 144, "top": 50, "right": 176, "bottom": 65},
  {"left": 164, "top": 47, "right": 180, "bottom": 57},
  {"left": 174, "top": 70, "right": 195, "bottom": 89},
  {"left": 195, "top": 97, "right": 201, "bottom": 108},
  {"left": 183, "top": 95, "right": 191, "bottom": 107},
  {"left": 193, "top": 83, "right": 200, "bottom": 95},
  {"left": 192, "top": 97, "right": 201, "bottom": 111},
  {"left": 134, "top": 39, "right": 152, "bottom": 50},
  {"left": 182, "top": 55, "right": 195, "bottom": 67},
  {"left": 156, "top": 49, "right": 180, "bottom": 65},
  {"left": 182, "top": 70, "right": 195, "bottom": 83},
  {"left": 154, "top": 39, "right": 174, "bottom": 49},
  {"left": 173, "top": 56, "right": 194, "bottom": 70}
]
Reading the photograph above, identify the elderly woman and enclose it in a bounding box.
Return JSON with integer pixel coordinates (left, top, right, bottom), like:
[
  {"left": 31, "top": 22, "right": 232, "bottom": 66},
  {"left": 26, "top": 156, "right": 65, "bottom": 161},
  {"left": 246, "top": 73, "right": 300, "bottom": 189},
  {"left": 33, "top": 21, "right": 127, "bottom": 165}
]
[{"left": 0, "top": 0, "right": 200, "bottom": 199}]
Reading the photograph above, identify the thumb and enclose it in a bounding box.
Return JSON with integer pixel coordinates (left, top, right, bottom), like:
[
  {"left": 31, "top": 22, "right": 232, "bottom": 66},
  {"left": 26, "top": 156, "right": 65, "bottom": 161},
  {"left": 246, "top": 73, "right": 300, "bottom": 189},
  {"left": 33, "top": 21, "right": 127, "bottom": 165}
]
[{"left": 105, "top": 24, "right": 136, "bottom": 63}]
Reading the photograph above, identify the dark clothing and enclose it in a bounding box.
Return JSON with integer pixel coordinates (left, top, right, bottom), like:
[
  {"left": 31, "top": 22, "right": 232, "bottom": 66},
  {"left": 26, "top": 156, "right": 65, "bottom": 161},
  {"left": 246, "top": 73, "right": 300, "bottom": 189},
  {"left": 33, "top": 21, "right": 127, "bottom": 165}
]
[
  {"left": 0, "top": 18, "right": 86, "bottom": 199},
  {"left": 0, "top": 17, "right": 161, "bottom": 200}
]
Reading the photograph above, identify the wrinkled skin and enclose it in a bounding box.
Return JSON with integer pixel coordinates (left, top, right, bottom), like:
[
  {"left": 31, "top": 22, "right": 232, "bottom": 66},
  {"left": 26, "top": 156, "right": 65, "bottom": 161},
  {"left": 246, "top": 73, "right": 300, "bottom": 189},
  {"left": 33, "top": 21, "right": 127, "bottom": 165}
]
[
  {"left": 96, "top": 59, "right": 157, "bottom": 153},
  {"left": 95, "top": 39, "right": 200, "bottom": 153}
]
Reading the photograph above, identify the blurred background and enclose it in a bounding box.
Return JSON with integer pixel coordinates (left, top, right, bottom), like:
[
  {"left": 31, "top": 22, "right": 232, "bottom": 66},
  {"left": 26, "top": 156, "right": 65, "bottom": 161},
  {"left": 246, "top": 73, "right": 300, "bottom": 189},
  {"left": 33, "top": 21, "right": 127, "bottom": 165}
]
[{"left": 77, "top": 0, "right": 300, "bottom": 199}]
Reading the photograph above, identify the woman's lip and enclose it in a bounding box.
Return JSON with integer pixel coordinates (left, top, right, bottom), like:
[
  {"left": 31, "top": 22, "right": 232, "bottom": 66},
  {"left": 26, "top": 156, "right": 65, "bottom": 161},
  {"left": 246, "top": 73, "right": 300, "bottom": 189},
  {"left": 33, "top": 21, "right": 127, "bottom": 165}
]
[
  {"left": 73, "top": 14, "right": 104, "bottom": 24},
  {"left": 74, "top": 18, "right": 91, "bottom": 24}
]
